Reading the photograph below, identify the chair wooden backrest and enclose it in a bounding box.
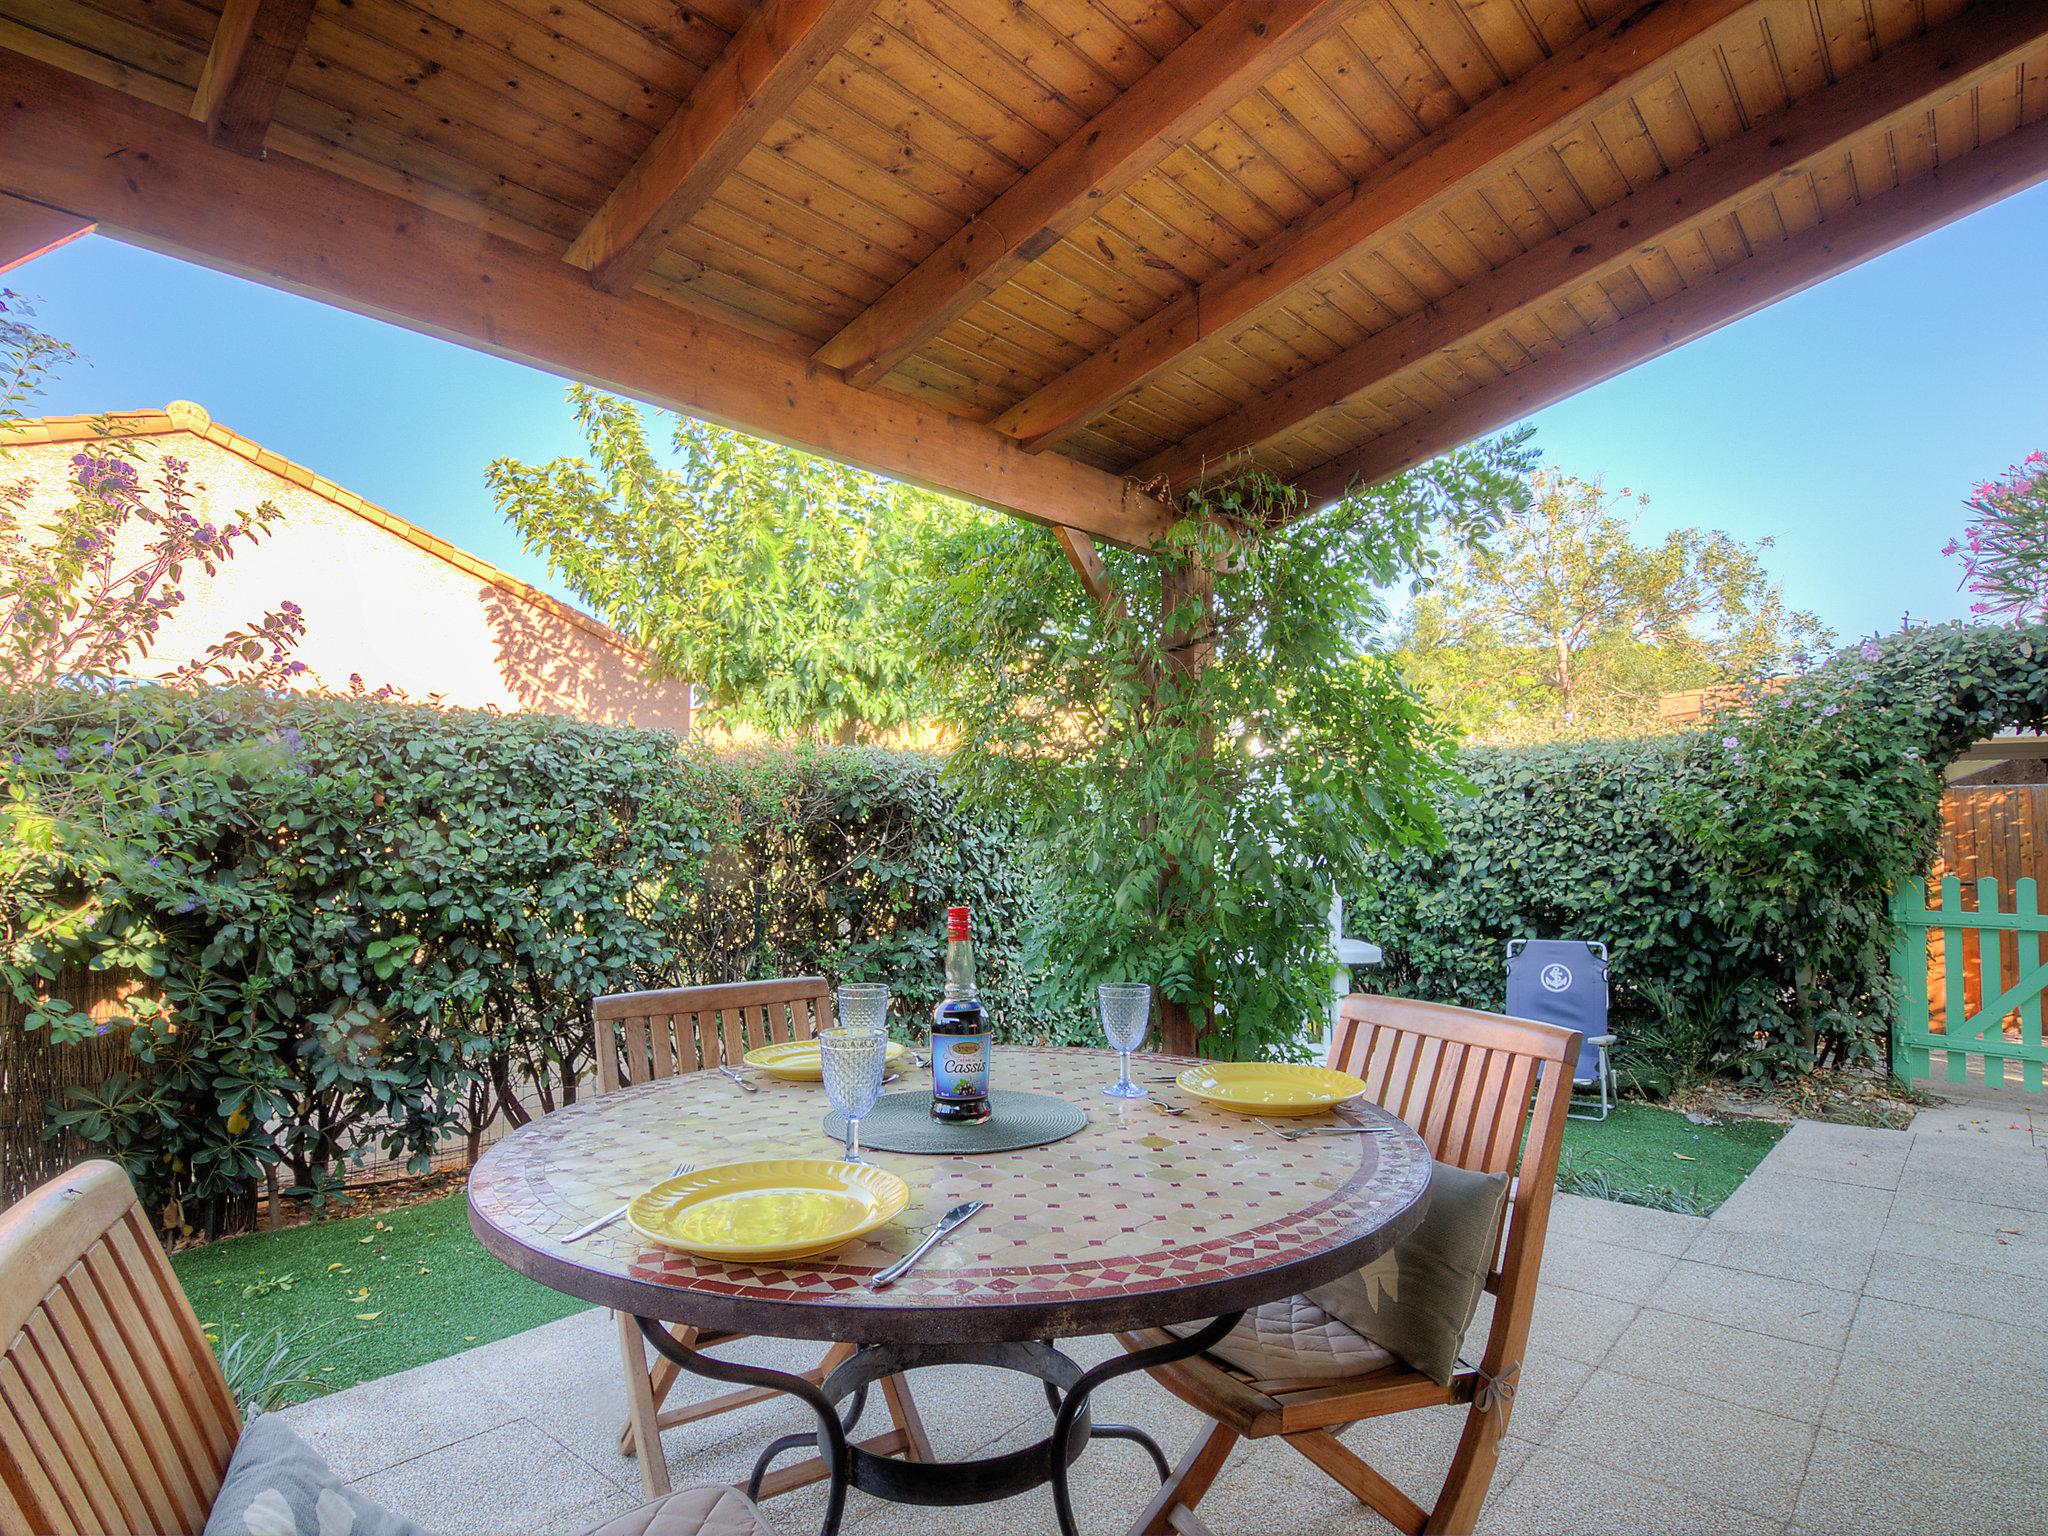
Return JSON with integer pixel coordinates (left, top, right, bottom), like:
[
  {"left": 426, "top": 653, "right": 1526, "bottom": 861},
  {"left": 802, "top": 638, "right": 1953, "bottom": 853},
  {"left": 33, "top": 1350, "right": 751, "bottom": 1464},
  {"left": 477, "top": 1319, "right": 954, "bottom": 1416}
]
[
  {"left": 592, "top": 977, "right": 834, "bottom": 1093},
  {"left": 0, "top": 1160, "right": 242, "bottom": 1536},
  {"left": 1329, "top": 994, "right": 1581, "bottom": 1380}
]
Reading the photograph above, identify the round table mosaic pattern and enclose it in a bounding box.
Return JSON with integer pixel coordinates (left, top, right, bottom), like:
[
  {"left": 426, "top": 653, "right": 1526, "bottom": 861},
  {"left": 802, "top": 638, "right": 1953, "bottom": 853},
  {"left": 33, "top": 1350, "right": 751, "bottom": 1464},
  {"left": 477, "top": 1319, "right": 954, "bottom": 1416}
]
[{"left": 469, "top": 1047, "right": 1432, "bottom": 1343}]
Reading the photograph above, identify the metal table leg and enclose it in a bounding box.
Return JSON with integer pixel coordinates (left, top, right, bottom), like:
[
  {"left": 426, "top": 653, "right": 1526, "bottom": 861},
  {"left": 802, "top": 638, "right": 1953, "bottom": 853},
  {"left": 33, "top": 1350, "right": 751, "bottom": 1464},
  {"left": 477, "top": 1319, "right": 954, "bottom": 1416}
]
[{"left": 634, "top": 1311, "right": 1244, "bottom": 1536}]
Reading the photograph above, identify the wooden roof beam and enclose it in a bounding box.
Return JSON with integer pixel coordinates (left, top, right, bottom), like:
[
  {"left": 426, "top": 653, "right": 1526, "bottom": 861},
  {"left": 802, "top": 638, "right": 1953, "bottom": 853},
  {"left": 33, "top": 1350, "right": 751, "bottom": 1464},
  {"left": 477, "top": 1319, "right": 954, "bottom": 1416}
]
[
  {"left": 991, "top": 0, "right": 1759, "bottom": 454},
  {"left": 1292, "top": 108, "right": 2048, "bottom": 509},
  {"left": 189, "top": 0, "right": 315, "bottom": 156},
  {"left": 0, "top": 190, "right": 92, "bottom": 274},
  {"left": 812, "top": 0, "right": 1363, "bottom": 391},
  {"left": 1140, "top": 0, "right": 2048, "bottom": 490},
  {"left": 564, "top": 0, "right": 873, "bottom": 295},
  {"left": 0, "top": 48, "right": 1171, "bottom": 549}
]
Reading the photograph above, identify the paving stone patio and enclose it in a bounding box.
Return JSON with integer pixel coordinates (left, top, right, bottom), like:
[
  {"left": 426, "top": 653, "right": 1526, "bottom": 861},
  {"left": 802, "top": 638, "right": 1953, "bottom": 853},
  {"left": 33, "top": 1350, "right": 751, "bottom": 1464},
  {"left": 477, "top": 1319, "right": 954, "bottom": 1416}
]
[{"left": 282, "top": 1086, "right": 2048, "bottom": 1535}]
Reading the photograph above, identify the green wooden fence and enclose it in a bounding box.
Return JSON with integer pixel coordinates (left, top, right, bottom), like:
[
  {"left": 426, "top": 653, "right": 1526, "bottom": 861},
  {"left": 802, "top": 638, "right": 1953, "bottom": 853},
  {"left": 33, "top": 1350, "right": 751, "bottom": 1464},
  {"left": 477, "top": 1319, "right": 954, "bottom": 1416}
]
[{"left": 1893, "top": 875, "right": 2048, "bottom": 1092}]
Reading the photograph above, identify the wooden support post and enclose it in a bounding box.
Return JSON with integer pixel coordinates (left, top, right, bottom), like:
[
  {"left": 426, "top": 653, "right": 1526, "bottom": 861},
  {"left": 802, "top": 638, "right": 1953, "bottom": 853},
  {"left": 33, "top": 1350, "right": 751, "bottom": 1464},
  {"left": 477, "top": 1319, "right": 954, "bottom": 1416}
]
[{"left": 1153, "top": 552, "right": 1217, "bottom": 1059}]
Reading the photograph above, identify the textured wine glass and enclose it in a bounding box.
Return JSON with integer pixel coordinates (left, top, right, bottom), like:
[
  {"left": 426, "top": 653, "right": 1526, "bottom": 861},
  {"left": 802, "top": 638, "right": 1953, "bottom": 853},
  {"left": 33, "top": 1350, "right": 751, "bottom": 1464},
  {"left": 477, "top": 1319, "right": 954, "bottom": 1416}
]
[
  {"left": 836, "top": 982, "right": 891, "bottom": 1036},
  {"left": 820, "top": 1026, "right": 889, "bottom": 1164},
  {"left": 1098, "top": 983, "right": 1153, "bottom": 1099}
]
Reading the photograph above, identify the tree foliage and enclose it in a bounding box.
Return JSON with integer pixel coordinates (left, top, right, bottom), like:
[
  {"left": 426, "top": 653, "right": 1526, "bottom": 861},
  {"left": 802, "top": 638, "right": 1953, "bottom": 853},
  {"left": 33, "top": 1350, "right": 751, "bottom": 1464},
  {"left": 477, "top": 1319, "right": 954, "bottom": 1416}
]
[
  {"left": 1350, "top": 622, "right": 2048, "bottom": 1090},
  {"left": 1, "top": 290, "right": 307, "bottom": 1029},
  {"left": 488, "top": 390, "right": 981, "bottom": 741},
  {"left": 1945, "top": 450, "right": 2048, "bottom": 623},
  {"left": 910, "top": 443, "right": 1532, "bottom": 1060},
  {"left": 1400, "top": 470, "right": 1828, "bottom": 742}
]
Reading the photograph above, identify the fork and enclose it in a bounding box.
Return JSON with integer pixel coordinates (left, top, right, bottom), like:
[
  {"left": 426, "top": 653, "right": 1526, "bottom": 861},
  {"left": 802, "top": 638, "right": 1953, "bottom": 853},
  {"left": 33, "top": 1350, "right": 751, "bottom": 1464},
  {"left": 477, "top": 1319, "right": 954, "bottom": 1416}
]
[
  {"left": 1265, "top": 1123, "right": 1393, "bottom": 1141},
  {"left": 562, "top": 1159, "right": 694, "bottom": 1243}
]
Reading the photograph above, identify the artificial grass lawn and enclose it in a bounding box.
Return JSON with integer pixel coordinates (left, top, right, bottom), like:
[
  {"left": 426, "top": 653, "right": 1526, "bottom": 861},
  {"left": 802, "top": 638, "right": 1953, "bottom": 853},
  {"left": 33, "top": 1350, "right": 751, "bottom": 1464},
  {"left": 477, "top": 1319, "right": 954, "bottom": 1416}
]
[
  {"left": 170, "top": 1186, "right": 589, "bottom": 1397},
  {"left": 172, "top": 1102, "right": 1786, "bottom": 1400},
  {"left": 1558, "top": 1101, "right": 1786, "bottom": 1210}
]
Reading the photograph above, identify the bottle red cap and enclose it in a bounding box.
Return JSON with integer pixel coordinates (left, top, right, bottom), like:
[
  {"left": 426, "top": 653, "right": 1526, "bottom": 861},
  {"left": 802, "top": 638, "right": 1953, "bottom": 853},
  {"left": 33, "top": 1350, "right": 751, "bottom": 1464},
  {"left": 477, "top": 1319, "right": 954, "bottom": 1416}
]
[{"left": 946, "top": 905, "right": 971, "bottom": 939}]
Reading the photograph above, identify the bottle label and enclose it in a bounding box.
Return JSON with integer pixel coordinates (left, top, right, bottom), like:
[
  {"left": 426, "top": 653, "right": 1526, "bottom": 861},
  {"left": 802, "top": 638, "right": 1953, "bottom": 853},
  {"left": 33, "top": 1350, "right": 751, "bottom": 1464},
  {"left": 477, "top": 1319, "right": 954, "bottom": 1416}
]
[{"left": 931, "top": 1031, "right": 989, "bottom": 1102}]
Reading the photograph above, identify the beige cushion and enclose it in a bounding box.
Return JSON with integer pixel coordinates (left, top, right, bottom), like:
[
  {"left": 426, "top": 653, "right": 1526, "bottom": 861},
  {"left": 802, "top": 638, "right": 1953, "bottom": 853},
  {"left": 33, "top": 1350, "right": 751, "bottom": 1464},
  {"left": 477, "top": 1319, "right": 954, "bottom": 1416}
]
[
  {"left": 1169, "top": 1293, "right": 1396, "bottom": 1382},
  {"left": 577, "top": 1485, "right": 778, "bottom": 1536}
]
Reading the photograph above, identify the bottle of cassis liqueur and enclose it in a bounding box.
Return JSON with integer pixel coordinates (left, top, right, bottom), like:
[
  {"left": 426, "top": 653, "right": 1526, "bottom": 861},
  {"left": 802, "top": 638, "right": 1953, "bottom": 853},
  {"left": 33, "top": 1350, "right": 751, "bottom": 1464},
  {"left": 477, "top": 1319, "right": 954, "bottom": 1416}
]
[{"left": 930, "top": 904, "right": 992, "bottom": 1125}]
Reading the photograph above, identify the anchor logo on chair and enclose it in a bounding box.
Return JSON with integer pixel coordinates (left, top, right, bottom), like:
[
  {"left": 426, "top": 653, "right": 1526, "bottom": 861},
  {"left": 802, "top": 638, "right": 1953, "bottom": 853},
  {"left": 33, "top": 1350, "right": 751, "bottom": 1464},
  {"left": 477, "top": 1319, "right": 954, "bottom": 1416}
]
[{"left": 1539, "top": 963, "right": 1572, "bottom": 993}]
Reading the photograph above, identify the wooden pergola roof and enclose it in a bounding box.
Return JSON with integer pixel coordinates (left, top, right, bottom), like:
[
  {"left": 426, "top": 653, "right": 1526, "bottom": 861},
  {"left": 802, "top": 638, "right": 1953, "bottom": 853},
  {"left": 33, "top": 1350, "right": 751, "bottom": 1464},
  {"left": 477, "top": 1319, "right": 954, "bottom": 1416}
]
[{"left": 2, "top": 0, "right": 2045, "bottom": 553}]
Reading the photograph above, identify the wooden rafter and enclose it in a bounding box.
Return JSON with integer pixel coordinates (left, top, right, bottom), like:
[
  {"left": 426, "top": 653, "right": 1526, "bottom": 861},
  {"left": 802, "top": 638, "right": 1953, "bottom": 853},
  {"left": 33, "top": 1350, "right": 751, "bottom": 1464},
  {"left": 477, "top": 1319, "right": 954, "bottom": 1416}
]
[
  {"left": 189, "top": 0, "right": 315, "bottom": 156},
  {"left": 0, "top": 49, "right": 1171, "bottom": 548},
  {"left": 989, "top": 0, "right": 1760, "bottom": 454},
  {"left": 811, "top": 0, "right": 1362, "bottom": 391},
  {"left": 1140, "top": 0, "right": 2048, "bottom": 490},
  {"left": 0, "top": 190, "right": 92, "bottom": 275},
  {"left": 1293, "top": 108, "right": 2048, "bottom": 508},
  {"left": 563, "top": 0, "right": 873, "bottom": 295}
]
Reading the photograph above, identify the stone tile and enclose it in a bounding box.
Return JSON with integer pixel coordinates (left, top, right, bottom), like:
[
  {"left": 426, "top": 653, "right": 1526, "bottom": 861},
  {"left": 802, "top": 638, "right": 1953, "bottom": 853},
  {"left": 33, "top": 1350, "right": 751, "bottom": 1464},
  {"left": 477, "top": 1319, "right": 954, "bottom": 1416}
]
[
  {"left": 350, "top": 1421, "right": 623, "bottom": 1536},
  {"left": 1708, "top": 1173, "right": 1893, "bottom": 1248},
  {"left": 1488, "top": 1351, "right": 1591, "bottom": 1446},
  {"left": 1862, "top": 1248, "right": 2048, "bottom": 1324},
  {"left": 1545, "top": 1370, "right": 1814, "bottom": 1518},
  {"left": 1874, "top": 1204, "right": 2048, "bottom": 1279},
  {"left": 1895, "top": 1150, "right": 2048, "bottom": 1215},
  {"left": 1541, "top": 1233, "right": 1683, "bottom": 1304},
  {"left": 1476, "top": 1445, "right": 1783, "bottom": 1536},
  {"left": 533, "top": 1483, "right": 643, "bottom": 1536},
  {"left": 1602, "top": 1308, "right": 1840, "bottom": 1424},
  {"left": 1682, "top": 1227, "right": 1875, "bottom": 1293},
  {"left": 279, "top": 1350, "right": 527, "bottom": 1482},
  {"left": 1524, "top": 1285, "right": 1640, "bottom": 1367},
  {"left": 1645, "top": 1261, "right": 1858, "bottom": 1350},
  {"left": 1794, "top": 1430, "right": 2048, "bottom": 1536},
  {"left": 1758, "top": 1123, "right": 1910, "bottom": 1191},
  {"left": 1545, "top": 1192, "right": 1705, "bottom": 1256},
  {"left": 1840, "top": 1295, "right": 2048, "bottom": 1390}
]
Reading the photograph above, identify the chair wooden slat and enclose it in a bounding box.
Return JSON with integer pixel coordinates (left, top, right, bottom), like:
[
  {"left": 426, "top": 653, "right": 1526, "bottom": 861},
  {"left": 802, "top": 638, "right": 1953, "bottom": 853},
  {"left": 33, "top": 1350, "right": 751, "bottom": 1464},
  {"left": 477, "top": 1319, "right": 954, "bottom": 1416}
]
[
  {"left": 586, "top": 975, "right": 921, "bottom": 1502},
  {"left": 1128, "top": 995, "right": 1580, "bottom": 1536},
  {"left": 0, "top": 1161, "right": 242, "bottom": 1536}
]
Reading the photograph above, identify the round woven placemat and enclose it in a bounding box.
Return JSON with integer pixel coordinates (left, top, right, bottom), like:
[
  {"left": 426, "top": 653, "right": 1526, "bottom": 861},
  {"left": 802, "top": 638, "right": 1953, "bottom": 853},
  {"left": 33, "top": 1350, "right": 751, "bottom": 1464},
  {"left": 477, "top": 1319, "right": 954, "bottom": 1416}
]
[{"left": 823, "top": 1088, "right": 1087, "bottom": 1154}]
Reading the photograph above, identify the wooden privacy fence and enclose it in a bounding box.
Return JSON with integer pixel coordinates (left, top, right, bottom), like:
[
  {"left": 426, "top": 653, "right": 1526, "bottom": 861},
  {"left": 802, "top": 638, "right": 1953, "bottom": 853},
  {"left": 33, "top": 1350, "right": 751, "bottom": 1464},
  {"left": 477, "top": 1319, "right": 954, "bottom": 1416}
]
[
  {"left": 1892, "top": 875, "right": 2048, "bottom": 1092},
  {"left": 0, "top": 970, "right": 140, "bottom": 1205}
]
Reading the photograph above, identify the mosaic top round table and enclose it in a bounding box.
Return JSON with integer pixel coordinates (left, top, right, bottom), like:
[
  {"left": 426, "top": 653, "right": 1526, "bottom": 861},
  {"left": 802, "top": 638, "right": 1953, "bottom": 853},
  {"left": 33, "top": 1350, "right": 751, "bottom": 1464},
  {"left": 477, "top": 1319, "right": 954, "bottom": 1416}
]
[{"left": 468, "top": 1046, "right": 1431, "bottom": 1536}]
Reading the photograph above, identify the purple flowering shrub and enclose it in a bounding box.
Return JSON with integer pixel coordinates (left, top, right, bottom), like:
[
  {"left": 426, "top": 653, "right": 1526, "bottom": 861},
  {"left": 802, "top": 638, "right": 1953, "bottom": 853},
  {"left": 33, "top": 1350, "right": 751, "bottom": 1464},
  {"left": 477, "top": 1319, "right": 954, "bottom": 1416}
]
[{"left": 1944, "top": 452, "right": 2048, "bottom": 623}]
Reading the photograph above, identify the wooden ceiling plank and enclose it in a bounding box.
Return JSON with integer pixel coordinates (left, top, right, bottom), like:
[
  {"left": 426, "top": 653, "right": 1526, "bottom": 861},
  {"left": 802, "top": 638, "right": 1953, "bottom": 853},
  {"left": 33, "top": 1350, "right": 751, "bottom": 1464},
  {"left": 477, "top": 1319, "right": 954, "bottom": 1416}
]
[
  {"left": 0, "top": 47, "right": 1170, "bottom": 548},
  {"left": 1293, "top": 103, "right": 2048, "bottom": 507},
  {"left": 564, "top": 0, "right": 875, "bottom": 295},
  {"left": 1139, "top": 0, "right": 2048, "bottom": 487},
  {"left": 190, "top": 0, "right": 315, "bottom": 156},
  {"left": 992, "top": 0, "right": 1762, "bottom": 453},
  {"left": 0, "top": 189, "right": 92, "bottom": 274},
  {"left": 812, "top": 0, "right": 1365, "bottom": 390}
]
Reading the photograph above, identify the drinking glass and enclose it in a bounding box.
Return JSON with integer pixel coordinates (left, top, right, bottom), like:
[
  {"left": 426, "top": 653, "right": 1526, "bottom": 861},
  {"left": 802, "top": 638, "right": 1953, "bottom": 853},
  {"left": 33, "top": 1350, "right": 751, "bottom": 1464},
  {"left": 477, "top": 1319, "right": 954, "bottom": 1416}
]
[
  {"left": 1098, "top": 983, "right": 1153, "bottom": 1099},
  {"left": 836, "top": 982, "right": 891, "bottom": 1036},
  {"left": 820, "top": 1026, "right": 889, "bottom": 1164}
]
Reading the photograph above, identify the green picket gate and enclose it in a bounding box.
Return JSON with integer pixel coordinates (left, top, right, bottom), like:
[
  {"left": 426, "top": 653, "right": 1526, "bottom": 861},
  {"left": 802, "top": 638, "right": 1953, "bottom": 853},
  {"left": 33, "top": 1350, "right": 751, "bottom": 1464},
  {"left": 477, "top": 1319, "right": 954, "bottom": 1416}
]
[{"left": 1892, "top": 874, "right": 2048, "bottom": 1092}]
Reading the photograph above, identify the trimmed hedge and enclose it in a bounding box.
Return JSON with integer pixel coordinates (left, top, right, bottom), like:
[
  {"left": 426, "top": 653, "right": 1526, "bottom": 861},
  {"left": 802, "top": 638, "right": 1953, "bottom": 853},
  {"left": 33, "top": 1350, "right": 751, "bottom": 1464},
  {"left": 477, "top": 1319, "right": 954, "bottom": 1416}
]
[
  {"left": 1348, "top": 623, "right": 2048, "bottom": 1091},
  {"left": 4, "top": 687, "right": 1050, "bottom": 1232}
]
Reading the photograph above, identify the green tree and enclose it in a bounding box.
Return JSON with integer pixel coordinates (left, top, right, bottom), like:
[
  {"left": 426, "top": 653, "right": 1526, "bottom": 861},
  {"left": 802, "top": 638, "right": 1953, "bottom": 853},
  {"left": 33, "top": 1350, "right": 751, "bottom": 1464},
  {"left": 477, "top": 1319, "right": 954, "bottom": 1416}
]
[
  {"left": 488, "top": 389, "right": 977, "bottom": 741},
  {"left": 910, "top": 444, "right": 1531, "bottom": 1060},
  {"left": 1400, "top": 471, "right": 1827, "bottom": 741}
]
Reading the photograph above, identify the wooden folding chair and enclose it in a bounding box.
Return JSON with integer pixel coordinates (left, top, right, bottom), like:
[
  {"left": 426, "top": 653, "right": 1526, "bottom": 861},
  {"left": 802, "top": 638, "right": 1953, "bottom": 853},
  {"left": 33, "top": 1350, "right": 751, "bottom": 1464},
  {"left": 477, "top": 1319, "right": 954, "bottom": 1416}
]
[
  {"left": 594, "top": 978, "right": 932, "bottom": 1501},
  {"left": 0, "top": 1159, "right": 242, "bottom": 1536},
  {"left": 1116, "top": 995, "right": 1580, "bottom": 1536}
]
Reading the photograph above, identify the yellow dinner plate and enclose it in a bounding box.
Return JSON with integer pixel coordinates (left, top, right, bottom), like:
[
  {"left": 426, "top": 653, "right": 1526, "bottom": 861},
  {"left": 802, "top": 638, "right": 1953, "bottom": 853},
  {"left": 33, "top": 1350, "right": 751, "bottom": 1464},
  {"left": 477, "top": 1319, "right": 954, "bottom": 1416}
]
[
  {"left": 742, "top": 1039, "right": 909, "bottom": 1083},
  {"left": 1174, "top": 1062, "right": 1369, "bottom": 1117},
  {"left": 626, "top": 1159, "right": 910, "bottom": 1262}
]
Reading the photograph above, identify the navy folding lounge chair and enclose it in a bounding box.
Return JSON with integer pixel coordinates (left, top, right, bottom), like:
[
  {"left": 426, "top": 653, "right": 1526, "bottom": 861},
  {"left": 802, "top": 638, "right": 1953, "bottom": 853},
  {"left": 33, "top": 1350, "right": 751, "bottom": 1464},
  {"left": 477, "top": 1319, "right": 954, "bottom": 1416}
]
[{"left": 1506, "top": 938, "right": 1615, "bottom": 1121}]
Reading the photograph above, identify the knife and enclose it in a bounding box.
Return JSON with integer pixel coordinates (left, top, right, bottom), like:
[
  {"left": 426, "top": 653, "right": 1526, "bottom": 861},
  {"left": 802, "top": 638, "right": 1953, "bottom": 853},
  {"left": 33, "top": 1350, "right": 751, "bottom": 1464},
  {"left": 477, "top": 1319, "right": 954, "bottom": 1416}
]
[
  {"left": 717, "top": 1064, "right": 758, "bottom": 1094},
  {"left": 868, "top": 1200, "right": 986, "bottom": 1290}
]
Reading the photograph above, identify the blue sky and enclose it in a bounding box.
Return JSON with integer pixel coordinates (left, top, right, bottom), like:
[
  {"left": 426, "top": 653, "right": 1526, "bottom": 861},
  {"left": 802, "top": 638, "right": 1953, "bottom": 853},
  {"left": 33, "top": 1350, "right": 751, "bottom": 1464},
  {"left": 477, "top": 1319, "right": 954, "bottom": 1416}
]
[{"left": 10, "top": 178, "right": 2048, "bottom": 644}]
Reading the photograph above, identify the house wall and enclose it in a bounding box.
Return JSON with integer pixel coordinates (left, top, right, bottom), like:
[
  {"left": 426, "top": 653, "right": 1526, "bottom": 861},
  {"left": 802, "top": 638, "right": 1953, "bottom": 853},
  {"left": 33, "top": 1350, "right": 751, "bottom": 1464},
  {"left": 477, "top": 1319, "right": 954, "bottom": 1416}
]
[{"left": 3, "top": 417, "right": 691, "bottom": 734}]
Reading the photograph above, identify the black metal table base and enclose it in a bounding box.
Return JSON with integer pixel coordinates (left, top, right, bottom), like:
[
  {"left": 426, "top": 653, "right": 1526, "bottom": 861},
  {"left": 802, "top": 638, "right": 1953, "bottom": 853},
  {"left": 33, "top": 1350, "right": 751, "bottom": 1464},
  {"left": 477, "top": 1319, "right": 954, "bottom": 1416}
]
[{"left": 635, "top": 1312, "right": 1243, "bottom": 1536}]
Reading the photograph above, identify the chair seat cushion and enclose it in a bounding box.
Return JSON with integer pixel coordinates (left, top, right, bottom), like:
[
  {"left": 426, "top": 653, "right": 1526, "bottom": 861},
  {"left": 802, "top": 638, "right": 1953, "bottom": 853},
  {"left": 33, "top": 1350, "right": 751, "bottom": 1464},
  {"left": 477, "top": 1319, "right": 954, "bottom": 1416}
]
[
  {"left": 575, "top": 1485, "right": 778, "bottom": 1536},
  {"left": 1167, "top": 1293, "right": 1396, "bottom": 1382},
  {"left": 204, "top": 1413, "right": 428, "bottom": 1536}
]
